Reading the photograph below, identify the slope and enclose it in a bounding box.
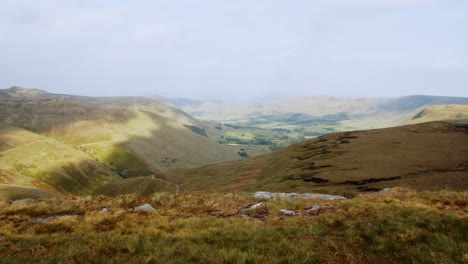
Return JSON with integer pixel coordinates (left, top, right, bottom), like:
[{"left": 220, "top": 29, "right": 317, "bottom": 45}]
[
  {"left": 0, "top": 123, "right": 121, "bottom": 200},
  {"left": 0, "top": 98, "right": 239, "bottom": 175},
  {"left": 98, "top": 120, "right": 468, "bottom": 197},
  {"left": 0, "top": 87, "right": 199, "bottom": 126},
  {"left": 403, "top": 104, "right": 468, "bottom": 125}
]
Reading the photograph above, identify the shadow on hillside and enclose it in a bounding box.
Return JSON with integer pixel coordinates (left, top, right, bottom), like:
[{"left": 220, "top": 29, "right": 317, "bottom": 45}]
[{"left": 0, "top": 98, "right": 239, "bottom": 197}]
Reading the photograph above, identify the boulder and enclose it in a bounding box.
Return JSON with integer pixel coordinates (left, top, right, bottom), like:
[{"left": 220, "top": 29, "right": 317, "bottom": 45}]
[
  {"left": 279, "top": 209, "right": 299, "bottom": 216},
  {"left": 253, "top": 192, "right": 274, "bottom": 199},
  {"left": 134, "top": 203, "right": 156, "bottom": 212},
  {"left": 307, "top": 205, "right": 321, "bottom": 214},
  {"left": 101, "top": 208, "right": 112, "bottom": 215}
]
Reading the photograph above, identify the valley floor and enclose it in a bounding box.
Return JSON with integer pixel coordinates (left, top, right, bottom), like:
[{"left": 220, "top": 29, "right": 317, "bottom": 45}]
[{"left": 0, "top": 188, "right": 467, "bottom": 263}]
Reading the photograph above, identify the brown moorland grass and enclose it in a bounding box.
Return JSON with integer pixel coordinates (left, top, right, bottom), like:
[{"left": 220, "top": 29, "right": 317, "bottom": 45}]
[
  {"left": 0, "top": 188, "right": 466, "bottom": 264},
  {"left": 101, "top": 120, "right": 468, "bottom": 197}
]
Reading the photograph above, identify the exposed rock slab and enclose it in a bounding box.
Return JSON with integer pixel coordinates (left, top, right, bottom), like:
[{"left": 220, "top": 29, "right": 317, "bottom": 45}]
[{"left": 253, "top": 192, "right": 346, "bottom": 200}]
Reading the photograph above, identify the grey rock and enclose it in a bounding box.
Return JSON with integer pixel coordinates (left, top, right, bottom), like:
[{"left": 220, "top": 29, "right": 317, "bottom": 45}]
[
  {"left": 279, "top": 209, "right": 299, "bottom": 216},
  {"left": 279, "top": 193, "right": 299, "bottom": 198},
  {"left": 242, "top": 202, "right": 264, "bottom": 211},
  {"left": 134, "top": 203, "right": 156, "bottom": 212},
  {"left": 253, "top": 192, "right": 274, "bottom": 199},
  {"left": 253, "top": 192, "right": 346, "bottom": 201},
  {"left": 301, "top": 193, "right": 347, "bottom": 200},
  {"left": 10, "top": 199, "right": 36, "bottom": 205},
  {"left": 101, "top": 208, "right": 112, "bottom": 215},
  {"left": 307, "top": 205, "right": 321, "bottom": 212}
]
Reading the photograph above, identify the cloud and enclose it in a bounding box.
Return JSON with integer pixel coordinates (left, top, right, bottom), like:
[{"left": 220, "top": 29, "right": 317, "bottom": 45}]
[{"left": 0, "top": 0, "right": 466, "bottom": 98}]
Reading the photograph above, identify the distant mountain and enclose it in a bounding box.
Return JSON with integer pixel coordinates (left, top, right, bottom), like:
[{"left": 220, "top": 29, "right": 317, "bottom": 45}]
[
  {"left": 153, "top": 95, "right": 204, "bottom": 108},
  {"left": 0, "top": 86, "right": 49, "bottom": 98},
  {"left": 98, "top": 120, "right": 468, "bottom": 197},
  {"left": 169, "top": 95, "right": 468, "bottom": 130}
]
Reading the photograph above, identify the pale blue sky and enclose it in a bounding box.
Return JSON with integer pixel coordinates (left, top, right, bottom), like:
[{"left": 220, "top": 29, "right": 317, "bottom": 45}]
[{"left": 0, "top": 0, "right": 467, "bottom": 100}]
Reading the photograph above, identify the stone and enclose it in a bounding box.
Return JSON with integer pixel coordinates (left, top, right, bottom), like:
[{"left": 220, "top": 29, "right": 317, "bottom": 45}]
[
  {"left": 253, "top": 192, "right": 274, "bottom": 199},
  {"left": 10, "top": 199, "right": 36, "bottom": 205},
  {"left": 253, "top": 192, "right": 346, "bottom": 201},
  {"left": 301, "top": 193, "right": 347, "bottom": 200},
  {"left": 307, "top": 205, "right": 321, "bottom": 213},
  {"left": 133, "top": 203, "right": 156, "bottom": 212},
  {"left": 101, "top": 208, "right": 112, "bottom": 214},
  {"left": 279, "top": 209, "right": 299, "bottom": 216},
  {"left": 242, "top": 202, "right": 264, "bottom": 211}
]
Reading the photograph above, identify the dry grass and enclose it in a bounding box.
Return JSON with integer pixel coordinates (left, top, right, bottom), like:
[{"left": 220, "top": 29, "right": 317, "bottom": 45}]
[
  {"left": 106, "top": 120, "right": 468, "bottom": 197},
  {"left": 0, "top": 188, "right": 466, "bottom": 263}
]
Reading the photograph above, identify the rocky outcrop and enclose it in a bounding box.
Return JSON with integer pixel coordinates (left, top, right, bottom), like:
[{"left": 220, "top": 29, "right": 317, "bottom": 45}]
[{"left": 253, "top": 192, "right": 346, "bottom": 200}]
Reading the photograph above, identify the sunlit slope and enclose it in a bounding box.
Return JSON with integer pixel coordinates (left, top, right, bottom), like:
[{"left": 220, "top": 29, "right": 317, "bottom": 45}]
[
  {"left": 47, "top": 109, "right": 239, "bottom": 173},
  {"left": 0, "top": 98, "right": 238, "bottom": 175},
  {"left": 79, "top": 96, "right": 200, "bottom": 127},
  {"left": 0, "top": 123, "right": 120, "bottom": 198},
  {"left": 101, "top": 120, "right": 468, "bottom": 196},
  {"left": 403, "top": 105, "right": 468, "bottom": 125}
]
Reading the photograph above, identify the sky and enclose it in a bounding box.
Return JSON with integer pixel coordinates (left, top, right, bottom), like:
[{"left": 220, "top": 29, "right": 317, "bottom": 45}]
[{"left": 0, "top": 0, "right": 467, "bottom": 101}]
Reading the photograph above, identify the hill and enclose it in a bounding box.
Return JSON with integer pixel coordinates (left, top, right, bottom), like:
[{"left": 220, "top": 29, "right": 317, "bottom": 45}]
[
  {"left": 171, "top": 95, "right": 468, "bottom": 131},
  {"left": 173, "top": 95, "right": 468, "bottom": 125},
  {"left": 98, "top": 120, "right": 468, "bottom": 197},
  {"left": 403, "top": 105, "right": 468, "bottom": 125},
  {"left": 0, "top": 123, "right": 121, "bottom": 200},
  {"left": 0, "top": 87, "right": 199, "bottom": 126},
  {"left": 0, "top": 98, "right": 239, "bottom": 176}
]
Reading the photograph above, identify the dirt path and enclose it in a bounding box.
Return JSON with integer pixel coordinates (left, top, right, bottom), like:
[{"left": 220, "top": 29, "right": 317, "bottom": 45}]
[
  {"left": 77, "top": 140, "right": 116, "bottom": 147},
  {"left": 0, "top": 139, "right": 49, "bottom": 155},
  {"left": 149, "top": 176, "right": 180, "bottom": 195}
]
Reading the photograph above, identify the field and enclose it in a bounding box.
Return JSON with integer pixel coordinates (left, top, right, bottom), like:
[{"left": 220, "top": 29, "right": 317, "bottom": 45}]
[{"left": 0, "top": 188, "right": 466, "bottom": 263}]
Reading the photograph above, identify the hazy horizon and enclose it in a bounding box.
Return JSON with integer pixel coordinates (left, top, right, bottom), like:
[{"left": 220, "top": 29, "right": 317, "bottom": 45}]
[{"left": 1, "top": 1, "right": 467, "bottom": 100}]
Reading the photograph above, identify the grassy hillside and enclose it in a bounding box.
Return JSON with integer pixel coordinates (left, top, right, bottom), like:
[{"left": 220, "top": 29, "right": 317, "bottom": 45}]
[
  {"left": 403, "top": 105, "right": 468, "bottom": 125},
  {"left": 0, "top": 98, "right": 239, "bottom": 176},
  {"left": 0, "top": 87, "right": 199, "bottom": 126},
  {"left": 0, "top": 189, "right": 466, "bottom": 263},
  {"left": 0, "top": 123, "right": 121, "bottom": 199},
  {"left": 100, "top": 120, "right": 468, "bottom": 197}
]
